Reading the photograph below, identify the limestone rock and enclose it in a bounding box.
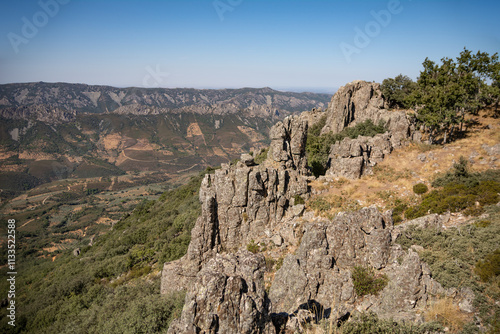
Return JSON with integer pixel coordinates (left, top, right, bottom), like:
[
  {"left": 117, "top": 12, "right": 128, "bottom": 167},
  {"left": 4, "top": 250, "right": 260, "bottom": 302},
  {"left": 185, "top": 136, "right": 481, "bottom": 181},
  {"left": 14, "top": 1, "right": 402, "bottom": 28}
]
[
  {"left": 167, "top": 251, "right": 275, "bottom": 334},
  {"left": 268, "top": 115, "right": 308, "bottom": 170},
  {"left": 326, "top": 131, "right": 397, "bottom": 179},
  {"left": 321, "top": 80, "right": 414, "bottom": 147},
  {"left": 241, "top": 153, "right": 255, "bottom": 166},
  {"left": 162, "top": 117, "right": 310, "bottom": 297}
]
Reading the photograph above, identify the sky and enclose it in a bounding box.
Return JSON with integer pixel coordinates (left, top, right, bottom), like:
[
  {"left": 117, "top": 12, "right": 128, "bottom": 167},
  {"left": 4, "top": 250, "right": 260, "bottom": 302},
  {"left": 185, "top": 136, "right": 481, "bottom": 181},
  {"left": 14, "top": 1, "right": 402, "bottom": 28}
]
[{"left": 0, "top": 0, "right": 499, "bottom": 93}]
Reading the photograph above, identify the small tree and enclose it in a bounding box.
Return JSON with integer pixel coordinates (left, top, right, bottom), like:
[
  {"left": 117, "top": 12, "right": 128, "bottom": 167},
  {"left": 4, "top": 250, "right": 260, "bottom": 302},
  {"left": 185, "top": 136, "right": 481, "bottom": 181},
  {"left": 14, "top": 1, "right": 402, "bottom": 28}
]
[
  {"left": 381, "top": 74, "right": 417, "bottom": 109},
  {"left": 411, "top": 49, "right": 499, "bottom": 144}
]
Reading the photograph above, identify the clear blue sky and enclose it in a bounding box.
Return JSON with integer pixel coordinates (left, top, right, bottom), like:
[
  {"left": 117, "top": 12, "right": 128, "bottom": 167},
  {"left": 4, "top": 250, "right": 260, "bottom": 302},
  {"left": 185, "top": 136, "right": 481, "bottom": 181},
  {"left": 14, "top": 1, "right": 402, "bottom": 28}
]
[{"left": 1, "top": 0, "right": 499, "bottom": 93}]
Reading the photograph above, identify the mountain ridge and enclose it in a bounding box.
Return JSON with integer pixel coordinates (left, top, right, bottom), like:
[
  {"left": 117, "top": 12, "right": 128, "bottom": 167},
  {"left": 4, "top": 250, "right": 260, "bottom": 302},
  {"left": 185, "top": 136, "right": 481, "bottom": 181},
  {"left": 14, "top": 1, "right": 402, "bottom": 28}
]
[{"left": 0, "top": 82, "right": 331, "bottom": 119}]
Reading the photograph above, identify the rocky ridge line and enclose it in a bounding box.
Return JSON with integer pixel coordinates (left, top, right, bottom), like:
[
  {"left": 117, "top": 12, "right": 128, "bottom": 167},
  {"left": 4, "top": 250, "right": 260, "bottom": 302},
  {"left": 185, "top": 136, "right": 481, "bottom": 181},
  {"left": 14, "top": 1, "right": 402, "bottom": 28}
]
[{"left": 162, "top": 80, "right": 472, "bottom": 333}]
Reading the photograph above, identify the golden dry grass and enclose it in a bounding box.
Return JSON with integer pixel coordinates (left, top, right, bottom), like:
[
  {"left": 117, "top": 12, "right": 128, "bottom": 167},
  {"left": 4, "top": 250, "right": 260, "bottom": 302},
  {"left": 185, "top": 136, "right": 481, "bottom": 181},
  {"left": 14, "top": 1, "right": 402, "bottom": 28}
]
[
  {"left": 425, "top": 298, "right": 471, "bottom": 333},
  {"left": 308, "top": 111, "right": 500, "bottom": 216}
]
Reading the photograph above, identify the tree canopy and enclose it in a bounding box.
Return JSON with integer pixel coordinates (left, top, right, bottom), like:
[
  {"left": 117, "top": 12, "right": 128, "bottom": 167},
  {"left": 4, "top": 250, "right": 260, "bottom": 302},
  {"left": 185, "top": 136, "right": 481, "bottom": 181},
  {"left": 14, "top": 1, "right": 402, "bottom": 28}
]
[{"left": 382, "top": 48, "right": 499, "bottom": 144}]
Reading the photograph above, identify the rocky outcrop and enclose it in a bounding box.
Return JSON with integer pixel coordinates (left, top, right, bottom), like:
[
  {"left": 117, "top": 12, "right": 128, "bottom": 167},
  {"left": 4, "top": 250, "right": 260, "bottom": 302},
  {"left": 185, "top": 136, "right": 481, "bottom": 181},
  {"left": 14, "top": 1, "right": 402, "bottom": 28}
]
[
  {"left": 321, "top": 80, "right": 421, "bottom": 178},
  {"left": 268, "top": 115, "right": 308, "bottom": 170},
  {"left": 162, "top": 84, "right": 454, "bottom": 333},
  {"left": 167, "top": 251, "right": 275, "bottom": 334},
  {"left": 269, "top": 208, "right": 446, "bottom": 324},
  {"left": 161, "top": 115, "right": 310, "bottom": 296},
  {"left": 321, "top": 81, "right": 385, "bottom": 135},
  {"left": 326, "top": 132, "right": 393, "bottom": 179},
  {"left": 321, "top": 80, "right": 418, "bottom": 145}
]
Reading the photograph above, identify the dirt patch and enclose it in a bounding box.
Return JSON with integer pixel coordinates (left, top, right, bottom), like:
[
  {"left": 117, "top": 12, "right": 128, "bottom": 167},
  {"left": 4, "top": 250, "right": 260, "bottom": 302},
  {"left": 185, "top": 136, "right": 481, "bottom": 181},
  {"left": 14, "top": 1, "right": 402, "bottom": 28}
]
[
  {"left": 237, "top": 125, "right": 266, "bottom": 142},
  {"left": 186, "top": 122, "right": 203, "bottom": 137},
  {"left": 101, "top": 133, "right": 124, "bottom": 151},
  {"left": 212, "top": 146, "right": 228, "bottom": 158},
  {"left": 18, "top": 151, "right": 56, "bottom": 160}
]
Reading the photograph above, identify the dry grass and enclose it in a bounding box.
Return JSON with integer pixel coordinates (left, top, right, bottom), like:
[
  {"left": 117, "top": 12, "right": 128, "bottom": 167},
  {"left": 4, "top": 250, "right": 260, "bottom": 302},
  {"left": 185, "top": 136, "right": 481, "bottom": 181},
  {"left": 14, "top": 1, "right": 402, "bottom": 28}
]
[
  {"left": 425, "top": 298, "right": 471, "bottom": 333},
  {"left": 308, "top": 111, "right": 500, "bottom": 217}
]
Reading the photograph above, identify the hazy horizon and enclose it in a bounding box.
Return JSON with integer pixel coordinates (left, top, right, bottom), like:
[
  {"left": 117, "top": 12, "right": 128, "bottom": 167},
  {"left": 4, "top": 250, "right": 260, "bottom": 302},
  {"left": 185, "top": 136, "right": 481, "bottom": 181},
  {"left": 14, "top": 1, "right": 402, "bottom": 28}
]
[{"left": 1, "top": 0, "right": 499, "bottom": 91}]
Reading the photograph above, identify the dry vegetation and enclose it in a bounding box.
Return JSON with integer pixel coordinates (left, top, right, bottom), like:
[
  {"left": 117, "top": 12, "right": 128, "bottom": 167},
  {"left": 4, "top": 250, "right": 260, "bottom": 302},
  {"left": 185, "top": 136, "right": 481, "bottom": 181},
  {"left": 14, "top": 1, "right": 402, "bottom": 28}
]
[{"left": 308, "top": 110, "right": 500, "bottom": 225}]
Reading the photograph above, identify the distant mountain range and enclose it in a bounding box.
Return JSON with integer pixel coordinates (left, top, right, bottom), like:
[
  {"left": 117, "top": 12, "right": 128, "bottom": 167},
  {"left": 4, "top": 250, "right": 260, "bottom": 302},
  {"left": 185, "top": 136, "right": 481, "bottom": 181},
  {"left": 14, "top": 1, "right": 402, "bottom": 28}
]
[
  {"left": 0, "top": 82, "right": 331, "bottom": 197},
  {"left": 0, "top": 82, "right": 331, "bottom": 123}
]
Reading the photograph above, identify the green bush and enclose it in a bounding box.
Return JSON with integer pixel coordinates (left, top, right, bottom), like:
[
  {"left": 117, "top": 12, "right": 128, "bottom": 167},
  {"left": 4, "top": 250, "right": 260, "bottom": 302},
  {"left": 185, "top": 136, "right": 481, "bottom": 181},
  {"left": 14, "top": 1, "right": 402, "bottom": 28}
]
[
  {"left": 247, "top": 239, "right": 260, "bottom": 254},
  {"left": 475, "top": 249, "right": 500, "bottom": 282},
  {"left": 392, "top": 202, "right": 408, "bottom": 224},
  {"left": 254, "top": 148, "right": 268, "bottom": 164},
  {"left": 293, "top": 194, "right": 305, "bottom": 205},
  {"left": 395, "top": 208, "right": 500, "bottom": 331},
  {"left": 351, "top": 266, "right": 389, "bottom": 296},
  {"left": 404, "top": 165, "right": 500, "bottom": 220},
  {"left": 413, "top": 183, "right": 429, "bottom": 195},
  {"left": 307, "top": 196, "right": 331, "bottom": 213}
]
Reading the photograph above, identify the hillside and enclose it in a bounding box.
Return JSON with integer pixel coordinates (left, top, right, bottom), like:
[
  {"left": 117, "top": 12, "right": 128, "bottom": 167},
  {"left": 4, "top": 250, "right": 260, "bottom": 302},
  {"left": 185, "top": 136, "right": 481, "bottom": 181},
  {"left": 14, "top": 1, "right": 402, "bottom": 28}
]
[{"left": 1, "top": 79, "right": 498, "bottom": 333}]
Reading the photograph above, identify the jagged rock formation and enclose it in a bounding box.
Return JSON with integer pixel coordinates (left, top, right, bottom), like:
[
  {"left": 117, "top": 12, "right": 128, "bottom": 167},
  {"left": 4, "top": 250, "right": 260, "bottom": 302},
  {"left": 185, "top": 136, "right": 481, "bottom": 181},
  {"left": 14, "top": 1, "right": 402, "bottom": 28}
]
[
  {"left": 269, "top": 207, "right": 445, "bottom": 324},
  {"left": 321, "top": 80, "right": 407, "bottom": 137},
  {"left": 322, "top": 80, "right": 421, "bottom": 178},
  {"left": 167, "top": 251, "right": 274, "bottom": 334},
  {"left": 326, "top": 133, "right": 393, "bottom": 179},
  {"left": 161, "top": 115, "right": 310, "bottom": 296},
  {"left": 162, "top": 82, "right": 466, "bottom": 333}
]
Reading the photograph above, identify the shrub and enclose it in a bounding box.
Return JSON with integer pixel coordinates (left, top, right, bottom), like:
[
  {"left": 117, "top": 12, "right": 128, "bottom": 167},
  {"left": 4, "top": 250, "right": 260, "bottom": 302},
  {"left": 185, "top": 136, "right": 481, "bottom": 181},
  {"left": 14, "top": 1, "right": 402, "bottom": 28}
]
[
  {"left": 404, "top": 166, "right": 500, "bottom": 220},
  {"left": 254, "top": 148, "right": 268, "bottom": 164},
  {"left": 413, "top": 183, "right": 428, "bottom": 195},
  {"left": 293, "top": 194, "right": 305, "bottom": 205},
  {"left": 351, "top": 265, "right": 388, "bottom": 297},
  {"left": 247, "top": 240, "right": 260, "bottom": 254},
  {"left": 474, "top": 249, "right": 500, "bottom": 282},
  {"left": 474, "top": 220, "right": 492, "bottom": 228},
  {"left": 265, "top": 257, "right": 276, "bottom": 272},
  {"left": 275, "top": 257, "right": 284, "bottom": 271},
  {"left": 392, "top": 202, "right": 408, "bottom": 224},
  {"left": 307, "top": 196, "right": 331, "bottom": 213}
]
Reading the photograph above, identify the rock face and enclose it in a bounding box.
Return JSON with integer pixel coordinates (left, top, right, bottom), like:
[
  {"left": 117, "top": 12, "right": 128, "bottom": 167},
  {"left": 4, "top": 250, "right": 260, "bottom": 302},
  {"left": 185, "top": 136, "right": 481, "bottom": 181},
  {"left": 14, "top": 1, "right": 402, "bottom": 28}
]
[
  {"left": 161, "top": 115, "right": 310, "bottom": 296},
  {"left": 269, "top": 208, "right": 446, "bottom": 324},
  {"left": 268, "top": 115, "right": 309, "bottom": 170},
  {"left": 163, "top": 82, "right": 452, "bottom": 333},
  {"left": 321, "top": 80, "right": 417, "bottom": 143},
  {"left": 321, "top": 80, "right": 386, "bottom": 135},
  {"left": 321, "top": 80, "right": 420, "bottom": 178},
  {"left": 167, "top": 251, "right": 274, "bottom": 334},
  {"left": 326, "top": 133, "right": 393, "bottom": 179}
]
